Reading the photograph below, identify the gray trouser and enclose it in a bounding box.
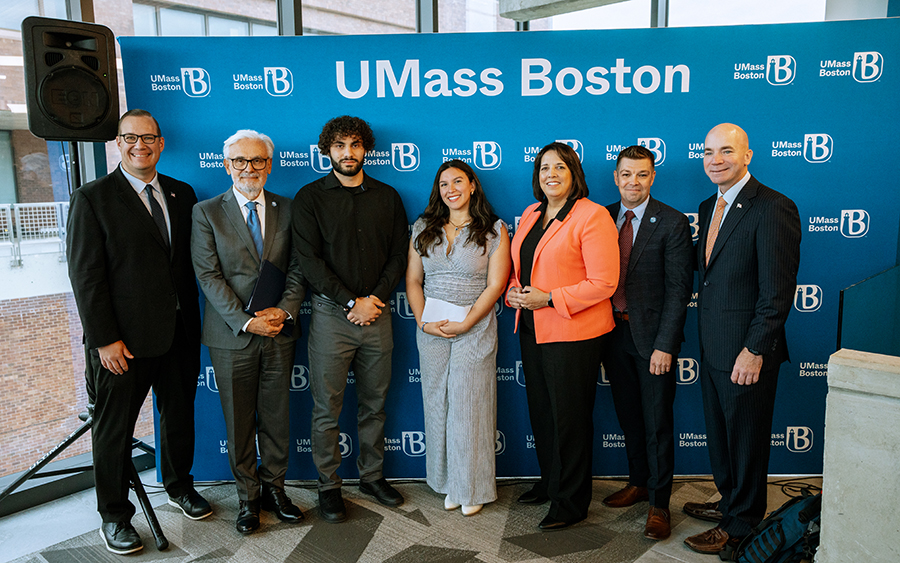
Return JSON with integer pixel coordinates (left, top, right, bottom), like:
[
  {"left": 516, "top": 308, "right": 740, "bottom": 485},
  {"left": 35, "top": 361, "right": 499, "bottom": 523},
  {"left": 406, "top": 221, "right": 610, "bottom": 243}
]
[
  {"left": 308, "top": 294, "right": 394, "bottom": 490},
  {"left": 209, "top": 335, "right": 295, "bottom": 501}
]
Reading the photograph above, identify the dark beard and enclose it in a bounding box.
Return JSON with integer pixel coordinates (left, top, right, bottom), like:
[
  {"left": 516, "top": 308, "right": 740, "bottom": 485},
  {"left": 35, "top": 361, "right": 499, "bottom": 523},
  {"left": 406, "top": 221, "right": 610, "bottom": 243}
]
[{"left": 330, "top": 155, "right": 363, "bottom": 177}]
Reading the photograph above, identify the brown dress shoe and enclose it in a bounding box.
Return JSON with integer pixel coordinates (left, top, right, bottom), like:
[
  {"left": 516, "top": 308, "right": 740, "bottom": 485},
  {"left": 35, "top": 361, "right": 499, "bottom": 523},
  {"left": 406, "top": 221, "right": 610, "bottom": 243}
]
[
  {"left": 682, "top": 500, "right": 723, "bottom": 522},
  {"left": 643, "top": 507, "right": 671, "bottom": 540},
  {"left": 683, "top": 526, "right": 729, "bottom": 553},
  {"left": 601, "top": 485, "right": 649, "bottom": 508}
]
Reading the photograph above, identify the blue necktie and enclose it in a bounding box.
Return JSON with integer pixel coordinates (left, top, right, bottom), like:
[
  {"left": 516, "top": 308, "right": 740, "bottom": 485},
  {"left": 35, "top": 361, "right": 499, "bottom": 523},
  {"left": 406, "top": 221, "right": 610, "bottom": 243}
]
[
  {"left": 245, "top": 201, "right": 263, "bottom": 258},
  {"left": 144, "top": 185, "right": 169, "bottom": 249}
]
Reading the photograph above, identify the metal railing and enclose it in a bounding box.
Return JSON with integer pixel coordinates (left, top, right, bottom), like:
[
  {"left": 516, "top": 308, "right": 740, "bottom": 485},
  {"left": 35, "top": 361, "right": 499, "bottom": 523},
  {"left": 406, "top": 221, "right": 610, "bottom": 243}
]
[{"left": 1, "top": 203, "right": 68, "bottom": 267}]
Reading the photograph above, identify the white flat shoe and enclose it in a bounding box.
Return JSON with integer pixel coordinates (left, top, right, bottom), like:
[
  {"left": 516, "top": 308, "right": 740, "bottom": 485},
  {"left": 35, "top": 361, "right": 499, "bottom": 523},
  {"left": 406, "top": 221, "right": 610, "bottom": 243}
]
[
  {"left": 444, "top": 496, "right": 461, "bottom": 510},
  {"left": 461, "top": 504, "right": 482, "bottom": 516}
]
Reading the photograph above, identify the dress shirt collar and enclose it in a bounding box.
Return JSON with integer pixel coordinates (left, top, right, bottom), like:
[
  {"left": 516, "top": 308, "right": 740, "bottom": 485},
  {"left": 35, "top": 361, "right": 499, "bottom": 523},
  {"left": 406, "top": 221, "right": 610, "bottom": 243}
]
[
  {"left": 322, "top": 170, "right": 373, "bottom": 192},
  {"left": 617, "top": 196, "right": 649, "bottom": 225},
  {"left": 718, "top": 171, "right": 751, "bottom": 206},
  {"left": 120, "top": 164, "right": 160, "bottom": 196},
  {"left": 232, "top": 186, "right": 266, "bottom": 209}
]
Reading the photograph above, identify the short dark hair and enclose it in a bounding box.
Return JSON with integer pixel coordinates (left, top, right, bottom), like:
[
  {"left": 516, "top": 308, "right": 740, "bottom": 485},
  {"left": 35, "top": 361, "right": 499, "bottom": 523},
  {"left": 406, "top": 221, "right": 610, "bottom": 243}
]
[
  {"left": 317, "top": 115, "right": 375, "bottom": 154},
  {"left": 118, "top": 109, "right": 161, "bottom": 136},
  {"left": 531, "top": 142, "right": 589, "bottom": 202},
  {"left": 616, "top": 145, "right": 655, "bottom": 170}
]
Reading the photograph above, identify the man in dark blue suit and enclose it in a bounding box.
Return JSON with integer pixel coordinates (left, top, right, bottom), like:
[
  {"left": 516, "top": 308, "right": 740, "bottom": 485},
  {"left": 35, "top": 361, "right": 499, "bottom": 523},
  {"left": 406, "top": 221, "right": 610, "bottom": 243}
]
[
  {"left": 68, "top": 109, "right": 211, "bottom": 555},
  {"left": 683, "top": 124, "right": 801, "bottom": 556},
  {"left": 601, "top": 145, "right": 693, "bottom": 541}
]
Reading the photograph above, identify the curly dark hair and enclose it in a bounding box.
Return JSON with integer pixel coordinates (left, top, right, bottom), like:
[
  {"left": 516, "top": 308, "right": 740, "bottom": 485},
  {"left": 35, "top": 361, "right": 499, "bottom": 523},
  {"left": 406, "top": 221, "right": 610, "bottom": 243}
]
[
  {"left": 415, "top": 159, "right": 499, "bottom": 258},
  {"left": 317, "top": 115, "right": 375, "bottom": 154},
  {"left": 531, "top": 142, "right": 589, "bottom": 202}
]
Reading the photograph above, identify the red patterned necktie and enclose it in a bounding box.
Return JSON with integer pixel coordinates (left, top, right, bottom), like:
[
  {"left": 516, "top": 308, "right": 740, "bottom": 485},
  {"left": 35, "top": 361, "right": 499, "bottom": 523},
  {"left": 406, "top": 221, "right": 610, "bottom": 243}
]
[{"left": 611, "top": 209, "right": 635, "bottom": 312}]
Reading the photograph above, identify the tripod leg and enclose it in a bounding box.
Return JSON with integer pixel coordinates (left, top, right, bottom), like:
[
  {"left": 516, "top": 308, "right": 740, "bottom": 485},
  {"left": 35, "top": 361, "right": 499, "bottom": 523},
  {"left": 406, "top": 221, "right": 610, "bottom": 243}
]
[
  {"left": 0, "top": 418, "right": 93, "bottom": 505},
  {"left": 127, "top": 462, "right": 169, "bottom": 551}
]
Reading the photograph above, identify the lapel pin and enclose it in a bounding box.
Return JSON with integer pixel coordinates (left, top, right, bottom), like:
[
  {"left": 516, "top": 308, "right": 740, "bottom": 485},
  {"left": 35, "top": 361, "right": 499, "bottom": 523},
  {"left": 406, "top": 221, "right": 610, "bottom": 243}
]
[
  {"left": 170, "top": 193, "right": 175, "bottom": 198},
  {"left": 272, "top": 201, "right": 277, "bottom": 207},
  {"left": 737, "top": 203, "right": 742, "bottom": 208},
  {"left": 650, "top": 216, "right": 657, "bottom": 223}
]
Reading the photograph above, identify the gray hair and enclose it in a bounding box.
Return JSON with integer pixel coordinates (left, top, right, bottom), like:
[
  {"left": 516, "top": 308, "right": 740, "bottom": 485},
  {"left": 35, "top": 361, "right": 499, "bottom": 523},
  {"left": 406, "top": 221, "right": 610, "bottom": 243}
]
[{"left": 223, "top": 130, "right": 274, "bottom": 159}]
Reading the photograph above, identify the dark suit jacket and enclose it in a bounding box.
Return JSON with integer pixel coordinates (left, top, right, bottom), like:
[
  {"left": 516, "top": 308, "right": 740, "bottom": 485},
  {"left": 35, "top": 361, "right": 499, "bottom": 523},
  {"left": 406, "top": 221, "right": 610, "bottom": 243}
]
[
  {"left": 696, "top": 175, "right": 801, "bottom": 372},
  {"left": 191, "top": 188, "right": 305, "bottom": 350},
  {"left": 67, "top": 166, "right": 200, "bottom": 358},
  {"left": 606, "top": 197, "right": 693, "bottom": 360}
]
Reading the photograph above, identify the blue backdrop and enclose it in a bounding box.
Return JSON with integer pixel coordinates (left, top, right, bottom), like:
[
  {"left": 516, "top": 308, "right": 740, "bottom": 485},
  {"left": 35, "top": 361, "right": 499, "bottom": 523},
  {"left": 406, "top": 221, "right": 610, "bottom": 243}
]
[{"left": 119, "top": 17, "right": 899, "bottom": 482}]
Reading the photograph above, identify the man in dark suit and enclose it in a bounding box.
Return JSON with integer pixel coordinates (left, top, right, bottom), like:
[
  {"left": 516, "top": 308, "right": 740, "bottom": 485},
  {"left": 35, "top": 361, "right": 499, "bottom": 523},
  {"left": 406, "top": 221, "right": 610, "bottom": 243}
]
[
  {"left": 67, "top": 109, "right": 211, "bottom": 555},
  {"left": 601, "top": 145, "right": 693, "bottom": 541},
  {"left": 191, "top": 130, "right": 306, "bottom": 534},
  {"left": 683, "top": 123, "right": 801, "bottom": 556}
]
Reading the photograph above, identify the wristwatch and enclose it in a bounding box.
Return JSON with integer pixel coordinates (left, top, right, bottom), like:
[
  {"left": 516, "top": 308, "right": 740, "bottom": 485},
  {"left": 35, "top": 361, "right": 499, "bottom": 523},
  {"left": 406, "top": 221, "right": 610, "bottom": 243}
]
[
  {"left": 344, "top": 299, "right": 356, "bottom": 313},
  {"left": 547, "top": 292, "right": 553, "bottom": 308}
]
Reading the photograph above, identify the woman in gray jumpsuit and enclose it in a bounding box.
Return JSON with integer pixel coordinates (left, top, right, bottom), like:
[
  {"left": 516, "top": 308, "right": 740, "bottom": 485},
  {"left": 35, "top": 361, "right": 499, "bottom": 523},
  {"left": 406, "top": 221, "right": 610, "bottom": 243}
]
[{"left": 405, "top": 159, "right": 511, "bottom": 516}]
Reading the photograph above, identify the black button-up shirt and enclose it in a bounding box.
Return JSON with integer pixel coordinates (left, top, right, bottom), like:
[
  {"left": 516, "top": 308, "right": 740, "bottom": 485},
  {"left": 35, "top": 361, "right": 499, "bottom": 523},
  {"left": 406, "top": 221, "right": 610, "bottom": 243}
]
[{"left": 291, "top": 170, "right": 409, "bottom": 307}]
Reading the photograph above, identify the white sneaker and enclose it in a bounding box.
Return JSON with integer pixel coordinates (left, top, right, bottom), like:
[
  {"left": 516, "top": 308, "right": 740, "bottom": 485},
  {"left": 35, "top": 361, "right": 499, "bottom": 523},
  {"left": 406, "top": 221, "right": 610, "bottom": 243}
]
[
  {"left": 444, "top": 495, "right": 461, "bottom": 510},
  {"left": 461, "top": 504, "right": 482, "bottom": 516}
]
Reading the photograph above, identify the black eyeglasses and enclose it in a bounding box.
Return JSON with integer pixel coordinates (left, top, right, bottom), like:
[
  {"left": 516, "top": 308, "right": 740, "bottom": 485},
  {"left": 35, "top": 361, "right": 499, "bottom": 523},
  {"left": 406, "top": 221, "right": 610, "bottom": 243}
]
[
  {"left": 228, "top": 157, "right": 269, "bottom": 170},
  {"left": 118, "top": 134, "right": 160, "bottom": 144}
]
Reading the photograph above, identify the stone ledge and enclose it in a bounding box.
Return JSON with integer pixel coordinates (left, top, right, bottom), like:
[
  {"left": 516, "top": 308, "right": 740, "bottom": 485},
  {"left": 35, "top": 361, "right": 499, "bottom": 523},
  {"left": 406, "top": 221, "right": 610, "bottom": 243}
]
[{"left": 828, "top": 348, "right": 900, "bottom": 400}]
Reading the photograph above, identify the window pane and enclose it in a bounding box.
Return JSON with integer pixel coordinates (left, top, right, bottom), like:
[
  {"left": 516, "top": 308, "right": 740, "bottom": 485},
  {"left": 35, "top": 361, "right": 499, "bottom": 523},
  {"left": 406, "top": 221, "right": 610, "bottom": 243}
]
[
  {"left": 0, "top": 0, "right": 38, "bottom": 31},
  {"left": 551, "top": 0, "right": 651, "bottom": 30},
  {"left": 209, "top": 15, "right": 248, "bottom": 36},
  {"left": 302, "top": 1, "right": 415, "bottom": 35},
  {"left": 252, "top": 22, "right": 277, "bottom": 36},
  {"left": 133, "top": 3, "right": 158, "bottom": 36},
  {"left": 0, "top": 131, "right": 17, "bottom": 203},
  {"left": 669, "top": 0, "right": 825, "bottom": 26},
  {"left": 42, "top": 0, "right": 68, "bottom": 20},
  {"left": 160, "top": 8, "right": 205, "bottom": 36}
]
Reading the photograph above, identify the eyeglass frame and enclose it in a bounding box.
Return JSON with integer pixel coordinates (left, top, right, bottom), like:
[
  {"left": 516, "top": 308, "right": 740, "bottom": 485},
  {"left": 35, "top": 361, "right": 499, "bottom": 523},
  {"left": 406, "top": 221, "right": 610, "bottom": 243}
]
[
  {"left": 227, "top": 157, "right": 270, "bottom": 171},
  {"left": 117, "top": 133, "right": 161, "bottom": 144}
]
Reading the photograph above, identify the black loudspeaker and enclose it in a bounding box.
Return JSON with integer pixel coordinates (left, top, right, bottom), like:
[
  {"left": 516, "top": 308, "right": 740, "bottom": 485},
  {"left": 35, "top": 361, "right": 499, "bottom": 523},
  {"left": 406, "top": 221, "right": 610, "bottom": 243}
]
[{"left": 21, "top": 17, "right": 119, "bottom": 141}]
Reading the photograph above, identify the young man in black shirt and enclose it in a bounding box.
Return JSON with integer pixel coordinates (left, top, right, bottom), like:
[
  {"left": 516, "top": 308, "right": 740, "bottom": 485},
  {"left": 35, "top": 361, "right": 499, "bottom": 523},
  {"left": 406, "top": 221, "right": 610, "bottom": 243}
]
[{"left": 292, "top": 116, "right": 409, "bottom": 523}]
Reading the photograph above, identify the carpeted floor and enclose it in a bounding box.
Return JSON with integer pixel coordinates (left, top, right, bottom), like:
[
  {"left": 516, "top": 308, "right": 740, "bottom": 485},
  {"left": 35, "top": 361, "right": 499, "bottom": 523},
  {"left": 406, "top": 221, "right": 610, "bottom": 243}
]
[{"left": 10, "top": 479, "right": 721, "bottom": 563}]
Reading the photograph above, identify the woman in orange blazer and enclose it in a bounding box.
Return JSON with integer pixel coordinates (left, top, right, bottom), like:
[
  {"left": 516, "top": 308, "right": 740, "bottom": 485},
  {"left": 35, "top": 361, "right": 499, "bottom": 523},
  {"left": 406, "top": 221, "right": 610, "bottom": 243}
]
[{"left": 507, "top": 142, "right": 619, "bottom": 531}]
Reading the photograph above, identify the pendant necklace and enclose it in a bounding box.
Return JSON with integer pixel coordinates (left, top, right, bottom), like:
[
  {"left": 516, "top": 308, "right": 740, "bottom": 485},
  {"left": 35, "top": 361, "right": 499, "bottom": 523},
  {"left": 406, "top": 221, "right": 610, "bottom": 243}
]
[{"left": 447, "top": 218, "right": 471, "bottom": 232}]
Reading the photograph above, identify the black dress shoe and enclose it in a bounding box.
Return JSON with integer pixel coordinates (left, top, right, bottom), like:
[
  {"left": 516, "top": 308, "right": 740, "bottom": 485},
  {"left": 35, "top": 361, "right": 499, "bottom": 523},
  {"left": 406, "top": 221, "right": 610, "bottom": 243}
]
[
  {"left": 261, "top": 486, "right": 304, "bottom": 523},
  {"left": 236, "top": 499, "right": 261, "bottom": 535},
  {"left": 168, "top": 489, "right": 213, "bottom": 520},
  {"left": 359, "top": 478, "right": 404, "bottom": 507},
  {"left": 318, "top": 489, "right": 347, "bottom": 523},
  {"left": 99, "top": 521, "right": 143, "bottom": 554},
  {"left": 517, "top": 486, "right": 549, "bottom": 505},
  {"left": 538, "top": 514, "right": 585, "bottom": 531}
]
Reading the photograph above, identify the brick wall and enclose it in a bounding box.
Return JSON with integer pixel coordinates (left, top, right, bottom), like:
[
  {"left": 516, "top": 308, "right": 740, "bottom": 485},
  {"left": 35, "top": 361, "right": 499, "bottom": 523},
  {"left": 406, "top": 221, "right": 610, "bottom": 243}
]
[{"left": 0, "top": 292, "right": 154, "bottom": 479}]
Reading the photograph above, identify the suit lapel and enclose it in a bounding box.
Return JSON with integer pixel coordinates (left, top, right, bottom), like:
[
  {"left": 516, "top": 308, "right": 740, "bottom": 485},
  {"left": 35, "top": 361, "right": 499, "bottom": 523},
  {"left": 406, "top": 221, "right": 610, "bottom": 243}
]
[
  {"left": 113, "top": 168, "right": 169, "bottom": 253},
  {"left": 222, "top": 189, "right": 261, "bottom": 263},
  {"left": 534, "top": 200, "right": 573, "bottom": 260},
  {"left": 706, "top": 179, "right": 757, "bottom": 269},
  {"left": 629, "top": 197, "right": 659, "bottom": 274},
  {"left": 159, "top": 176, "right": 178, "bottom": 257},
  {"left": 697, "top": 193, "right": 716, "bottom": 275},
  {"left": 261, "top": 192, "right": 278, "bottom": 262}
]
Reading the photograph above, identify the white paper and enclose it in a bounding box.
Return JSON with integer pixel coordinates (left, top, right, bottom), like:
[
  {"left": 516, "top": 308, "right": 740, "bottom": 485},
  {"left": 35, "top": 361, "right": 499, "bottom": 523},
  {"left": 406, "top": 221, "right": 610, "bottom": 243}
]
[{"left": 421, "top": 297, "right": 471, "bottom": 323}]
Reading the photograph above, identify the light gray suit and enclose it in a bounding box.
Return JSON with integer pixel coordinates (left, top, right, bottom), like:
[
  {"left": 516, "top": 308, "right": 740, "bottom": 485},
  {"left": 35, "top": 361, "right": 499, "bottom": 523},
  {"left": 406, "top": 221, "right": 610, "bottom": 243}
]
[{"left": 192, "top": 188, "right": 305, "bottom": 500}]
